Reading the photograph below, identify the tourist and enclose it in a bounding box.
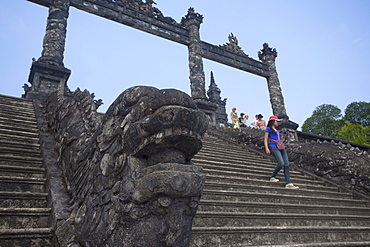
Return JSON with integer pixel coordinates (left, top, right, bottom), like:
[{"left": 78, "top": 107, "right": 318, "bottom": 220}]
[
  {"left": 230, "top": 107, "right": 239, "bottom": 128},
  {"left": 239, "top": 113, "right": 247, "bottom": 128},
  {"left": 243, "top": 114, "right": 249, "bottom": 126},
  {"left": 250, "top": 114, "right": 258, "bottom": 128},
  {"left": 256, "top": 114, "right": 266, "bottom": 130},
  {"left": 264, "top": 116, "right": 299, "bottom": 189}
]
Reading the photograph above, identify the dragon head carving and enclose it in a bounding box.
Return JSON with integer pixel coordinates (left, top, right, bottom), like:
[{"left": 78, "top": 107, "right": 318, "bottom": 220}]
[{"left": 45, "top": 86, "right": 209, "bottom": 246}]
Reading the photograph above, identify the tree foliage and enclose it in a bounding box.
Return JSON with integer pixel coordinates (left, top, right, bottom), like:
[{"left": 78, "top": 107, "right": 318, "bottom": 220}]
[
  {"left": 337, "top": 121, "right": 370, "bottom": 145},
  {"left": 343, "top": 101, "right": 370, "bottom": 126},
  {"left": 301, "top": 104, "right": 344, "bottom": 138},
  {"left": 302, "top": 101, "right": 370, "bottom": 145}
]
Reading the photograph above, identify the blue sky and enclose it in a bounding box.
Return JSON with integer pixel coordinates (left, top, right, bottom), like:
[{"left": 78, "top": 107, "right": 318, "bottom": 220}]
[{"left": 1, "top": 0, "right": 369, "bottom": 129}]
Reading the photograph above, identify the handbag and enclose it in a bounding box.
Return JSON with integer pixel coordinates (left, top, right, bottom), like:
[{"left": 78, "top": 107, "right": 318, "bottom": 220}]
[
  {"left": 272, "top": 140, "right": 285, "bottom": 150},
  {"left": 270, "top": 131, "right": 285, "bottom": 150}
]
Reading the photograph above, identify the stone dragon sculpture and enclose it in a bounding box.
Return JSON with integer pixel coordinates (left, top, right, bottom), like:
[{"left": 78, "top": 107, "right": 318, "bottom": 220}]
[{"left": 43, "top": 86, "right": 209, "bottom": 246}]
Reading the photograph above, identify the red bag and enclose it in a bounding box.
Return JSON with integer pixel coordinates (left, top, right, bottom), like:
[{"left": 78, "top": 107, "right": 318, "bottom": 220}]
[
  {"left": 270, "top": 139, "right": 285, "bottom": 150},
  {"left": 275, "top": 141, "right": 285, "bottom": 150}
]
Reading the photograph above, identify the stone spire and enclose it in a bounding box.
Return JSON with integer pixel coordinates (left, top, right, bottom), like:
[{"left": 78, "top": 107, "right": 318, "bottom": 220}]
[
  {"left": 207, "top": 71, "right": 221, "bottom": 103},
  {"left": 207, "top": 71, "right": 228, "bottom": 126}
]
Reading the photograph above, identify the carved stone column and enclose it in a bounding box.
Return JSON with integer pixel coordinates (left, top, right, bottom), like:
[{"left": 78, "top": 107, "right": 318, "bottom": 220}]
[
  {"left": 182, "top": 8, "right": 207, "bottom": 100},
  {"left": 258, "top": 43, "right": 287, "bottom": 119},
  {"left": 26, "top": 0, "right": 71, "bottom": 100},
  {"left": 258, "top": 43, "right": 298, "bottom": 131}
]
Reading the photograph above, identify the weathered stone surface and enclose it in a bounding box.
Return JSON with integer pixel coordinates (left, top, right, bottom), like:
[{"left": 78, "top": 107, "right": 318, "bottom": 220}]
[
  {"left": 258, "top": 43, "right": 289, "bottom": 120},
  {"left": 288, "top": 142, "right": 370, "bottom": 198},
  {"left": 207, "top": 125, "right": 370, "bottom": 198},
  {"left": 43, "top": 86, "right": 208, "bottom": 246}
]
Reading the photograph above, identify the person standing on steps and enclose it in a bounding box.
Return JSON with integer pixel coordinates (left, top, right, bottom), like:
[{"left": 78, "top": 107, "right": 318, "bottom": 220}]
[
  {"left": 264, "top": 115, "right": 299, "bottom": 189},
  {"left": 250, "top": 114, "right": 258, "bottom": 128},
  {"left": 256, "top": 114, "right": 267, "bottom": 130},
  {"left": 230, "top": 107, "right": 239, "bottom": 129},
  {"left": 239, "top": 113, "right": 247, "bottom": 128}
]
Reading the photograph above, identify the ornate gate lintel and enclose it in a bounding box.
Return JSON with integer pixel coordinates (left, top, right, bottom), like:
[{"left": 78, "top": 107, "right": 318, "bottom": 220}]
[{"left": 26, "top": 0, "right": 298, "bottom": 130}]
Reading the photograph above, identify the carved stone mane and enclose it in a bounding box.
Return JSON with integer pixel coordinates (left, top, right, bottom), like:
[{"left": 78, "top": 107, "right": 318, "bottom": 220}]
[{"left": 44, "top": 86, "right": 209, "bottom": 246}]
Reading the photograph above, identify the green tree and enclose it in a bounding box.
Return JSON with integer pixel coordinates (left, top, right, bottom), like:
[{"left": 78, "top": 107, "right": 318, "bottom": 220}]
[
  {"left": 337, "top": 121, "right": 370, "bottom": 145},
  {"left": 343, "top": 101, "right": 370, "bottom": 126},
  {"left": 301, "top": 104, "right": 344, "bottom": 138}
]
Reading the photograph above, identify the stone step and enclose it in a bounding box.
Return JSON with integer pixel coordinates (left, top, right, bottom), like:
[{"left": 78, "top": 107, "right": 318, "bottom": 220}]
[
  {"left": 0, "top": 191, "right": 48, "bottom": 208},
  {"left": 0, "top": 95, "right": 34, "bottom": 106},
  {"left": 203, "top": 180, "right": 353, "bottom": 200},
  {"left": 0, "top": 128, "right": 39, "bottom": 139},
  {"left": 193, "top": 211, "right": 370, "bottom": 227},
  {"left": 0, "top": 132, "right": 39, "bottom": 144},
  {"left": 0, "top": 122, "right": 39, "bottom": 134},
  {"left": 0, "top": 164, "right": 45, "bottom": 178},
  {"left": 200, "top": 189, "right": 369, "bottom": 207},
  {"left": 0, "top": 110, "right": 37, "bottom": 122},
  {"left": 194, "top": 153, "right": 274, "bottom": 167},
  {"left": 190, "top": 226, "right": 370, "bottom": 247},
  {"left": 0, "top": 117, "right": 38, "bottom": 129},
  {"left": 197, "top": 199, "right": 370, "bottom": 216},
  {"left": 0, "top": 154, "right": 43, "bottom": 167},
  {"left": 0, "top": 138, "right": 40, "bottom": 149},
  {"left": 0, "top": 228, "right": 53, "bottom": 246},
  {"left": 0, "top": 208, "right": 51, "bottom": 229},
  {"left": 0, "top": 146, "right": 42, "bottom": 159},
  {"left": 0, "top": 105, "right": 35, "bottom": 115},
  {"left": 196, "top": 158, "right": 318, "bottom": 182},
  {"left": 0, "top": 100, "right": 34, "bottom": 112},
  {"left": 204, "top": 174, "right": 343, "bottom": 194},
  {"left": 0, "top": 176, "right": 46, "bottom": 193},
  {"left": 200, "top": 142, "right": 260, "bottom": 152},
  {"left": 202, "top": 168, "right": 327, "bottom": 189},
  {"left": 0, "top": 95, "right": 52, "bottom": 246},
  {"left": 199, "top": 145, "right": 263, "bottom": 158}
]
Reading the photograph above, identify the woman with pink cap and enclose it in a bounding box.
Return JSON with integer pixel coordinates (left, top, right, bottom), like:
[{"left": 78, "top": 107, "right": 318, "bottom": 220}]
[{"left": 263, "top": 115, "right": 299, "bottom": 189}]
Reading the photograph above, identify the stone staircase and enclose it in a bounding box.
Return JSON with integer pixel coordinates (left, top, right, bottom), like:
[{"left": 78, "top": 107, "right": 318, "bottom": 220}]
[
  {"left": 0, "top": 95, "right": 53, "bottom": 246},
  {"left": 1, "top": 93, "right": 370, "bottom": 247},
  {"left": 190, "top": 134, "right": 370, "bottom": 247}
]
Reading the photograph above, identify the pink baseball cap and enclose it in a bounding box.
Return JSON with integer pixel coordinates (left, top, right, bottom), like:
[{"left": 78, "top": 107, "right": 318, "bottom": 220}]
[{"left": 269, "top": 115, "right": 282, "bottom": 121}]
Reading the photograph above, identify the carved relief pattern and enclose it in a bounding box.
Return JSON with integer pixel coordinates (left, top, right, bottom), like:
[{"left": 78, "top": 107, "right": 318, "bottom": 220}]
[
  {"left": 219, "top": 33, "right": 248, "bottom": 57},
  {"left": 85, "top": 0, "right": 179, "bottom": 25},
  {"left": 183, "top": 7, "right": 207, "bottom": 100},
  {"left": 38, "top": 0, "right": 70, "bottom": 67}
]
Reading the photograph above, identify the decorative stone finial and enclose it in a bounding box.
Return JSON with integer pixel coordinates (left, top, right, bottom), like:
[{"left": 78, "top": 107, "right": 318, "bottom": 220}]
[
  {"left": 258, "top": 43, "right": 277, "bottom": 62},
  {"left": 219, "top": 33, "right": 248, "bottom": 56},
  {"left": 181, "top": 7, "right": 203, "bottom": 25}
]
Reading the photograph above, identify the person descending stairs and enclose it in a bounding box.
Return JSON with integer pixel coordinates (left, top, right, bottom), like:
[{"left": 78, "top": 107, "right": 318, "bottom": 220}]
[{"left": 190, "top": 133, "right": 370, "bottom": 247}]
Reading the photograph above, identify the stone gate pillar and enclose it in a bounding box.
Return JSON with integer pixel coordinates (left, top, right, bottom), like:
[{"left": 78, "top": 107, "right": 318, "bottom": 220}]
[
  {"left": 25, "top": 0, "right": 71, "bottom": 100},
  {"left": 258, "top": 43, "right": 298, "bottom": 132},
  {"left": 182, "top": 8, "right": 207, "bottom": 100},
  {"left": 258, "top": 43, "right": 288, "bottom": 119}
]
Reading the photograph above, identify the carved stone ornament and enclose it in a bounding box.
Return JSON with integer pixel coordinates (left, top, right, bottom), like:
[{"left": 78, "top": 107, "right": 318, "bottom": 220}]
[
  {"left": 258, "top": 42, "right": 278, "bottom": 62},
  {"left": 219, "top": 33, "right": 248, "bottom": 56},
  {"left": 43, "top": 86, "right": 209, "bottom": 246},
  {"left": 107, "top": 0, "right": 178, "bottom": 25}
]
